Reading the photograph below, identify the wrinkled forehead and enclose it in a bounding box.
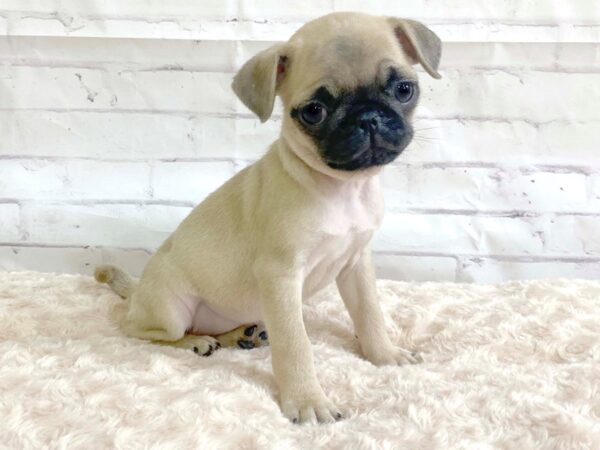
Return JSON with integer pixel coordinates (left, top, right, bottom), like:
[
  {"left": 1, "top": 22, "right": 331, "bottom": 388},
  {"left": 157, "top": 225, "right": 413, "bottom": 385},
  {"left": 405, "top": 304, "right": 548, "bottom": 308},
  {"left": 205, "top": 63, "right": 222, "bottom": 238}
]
[{"left": 283, "top": 23, "right": 414, "bottom": 104}]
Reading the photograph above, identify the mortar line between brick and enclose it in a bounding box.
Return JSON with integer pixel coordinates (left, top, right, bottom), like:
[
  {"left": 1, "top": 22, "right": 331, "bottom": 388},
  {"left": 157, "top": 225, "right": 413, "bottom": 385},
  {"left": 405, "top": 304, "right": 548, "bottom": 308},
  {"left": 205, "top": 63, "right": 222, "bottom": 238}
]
[
  {"left": 5, "top": 198, "right": 600, "bottom": 217},
  {"left": 373, "top": 251, "right": 600, "bottom": 263},
  {"left": 1, "top": 156, "right": 599, "bottom": 174},
  {"left": 0, "top": 155, "right": 245, "bottom": 163},
  {"left": 2, "top": 11, "right": 599, "bottom": 27},
  {"left": 390, "top": 209, "right": 600, "bottom": 217},
  {"left": 11, "top": 198, "right": 196, "bottom": 207},
  {"left": 0, "top": 242, "right": 153, "bottom": 254},
  {"left": 453, "top": 255, "right": 461, "bottom": 282},
  {"left": 0, "top": 108, "right": 598, "bottom": 125},
  {"left": 3, "top": 60, "right": 600, "bottom": 74},
  {"left": 2, "top": 243, "right": 599, "bottom": 264}
]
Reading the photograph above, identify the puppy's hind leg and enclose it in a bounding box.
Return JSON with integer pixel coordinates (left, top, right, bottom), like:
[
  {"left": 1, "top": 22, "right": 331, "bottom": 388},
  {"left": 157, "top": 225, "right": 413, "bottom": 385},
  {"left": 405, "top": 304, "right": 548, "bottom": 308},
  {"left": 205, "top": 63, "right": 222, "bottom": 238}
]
[
  {"left": 122, "top": 284, "right": 221, "bottom": 357},
  {"left": 157, "top": 334, "right": 221, "bottom": 356},
  {"left": 123, "top": 319, "right": 222, "bottom": 357}
]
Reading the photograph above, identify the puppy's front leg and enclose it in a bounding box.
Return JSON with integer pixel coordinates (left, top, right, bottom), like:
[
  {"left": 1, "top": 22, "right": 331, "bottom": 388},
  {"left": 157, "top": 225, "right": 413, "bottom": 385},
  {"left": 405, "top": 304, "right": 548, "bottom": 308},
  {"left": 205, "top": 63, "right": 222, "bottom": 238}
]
[
  {"left": 336, "top": 249, "right": 421, "bottom": 366},
  {"left": 256, "top": 263, "right": 342, "bottom": 424}
]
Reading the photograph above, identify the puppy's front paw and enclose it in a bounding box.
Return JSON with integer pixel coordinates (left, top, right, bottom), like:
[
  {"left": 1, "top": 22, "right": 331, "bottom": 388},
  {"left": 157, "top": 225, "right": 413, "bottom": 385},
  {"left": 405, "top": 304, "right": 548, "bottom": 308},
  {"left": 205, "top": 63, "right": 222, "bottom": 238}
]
[
  {"left": 280, "top": 392, "right": 343, "bottom": 424},
  {"left": 363, "top": 345, "right": 422, "bottom": 366},
  {"left": 215, "top": 323, "right": 269, "bottom": 349}
]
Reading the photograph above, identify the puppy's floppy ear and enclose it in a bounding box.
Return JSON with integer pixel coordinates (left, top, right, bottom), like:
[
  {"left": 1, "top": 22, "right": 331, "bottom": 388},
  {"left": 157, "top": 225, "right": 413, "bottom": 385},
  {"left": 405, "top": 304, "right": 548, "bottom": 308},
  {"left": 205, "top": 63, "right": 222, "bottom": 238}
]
[
  {"left": 387, "top": 18, "right": 442, "bottom": 79},
  {"left": 231, "top": 43, "right": 288, "bottom": 122}
]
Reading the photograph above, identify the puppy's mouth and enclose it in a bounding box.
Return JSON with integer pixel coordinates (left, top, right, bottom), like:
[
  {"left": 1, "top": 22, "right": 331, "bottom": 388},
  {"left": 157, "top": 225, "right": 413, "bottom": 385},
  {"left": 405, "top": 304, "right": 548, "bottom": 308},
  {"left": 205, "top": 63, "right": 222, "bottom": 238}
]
[
  {"left": 323, "top": 129, "right": 413, "bottom": 171},
  {"left": 324, "top": 146, "right": 401, "bottom": 171}
]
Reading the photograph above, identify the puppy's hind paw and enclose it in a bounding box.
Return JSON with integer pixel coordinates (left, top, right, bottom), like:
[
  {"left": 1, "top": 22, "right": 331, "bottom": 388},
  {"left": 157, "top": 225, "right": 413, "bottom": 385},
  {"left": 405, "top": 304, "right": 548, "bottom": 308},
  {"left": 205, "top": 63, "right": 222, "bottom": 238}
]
[
  {"left": 192, "top": 337, "right": 221, "bottom": 357},
  {"left": 167, "top": 335, "right": 220, "bottom": 357}
]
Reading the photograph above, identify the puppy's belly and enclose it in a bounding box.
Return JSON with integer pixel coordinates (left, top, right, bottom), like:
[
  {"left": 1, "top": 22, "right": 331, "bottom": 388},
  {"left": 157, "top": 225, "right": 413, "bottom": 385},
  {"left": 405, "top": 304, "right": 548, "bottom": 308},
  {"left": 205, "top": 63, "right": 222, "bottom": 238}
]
[
  {"left": 188, "top": 302, "right": 246, "bottom": 335},
  {"left": 180, "top": 295, "right": 259, "bottom": 336}
]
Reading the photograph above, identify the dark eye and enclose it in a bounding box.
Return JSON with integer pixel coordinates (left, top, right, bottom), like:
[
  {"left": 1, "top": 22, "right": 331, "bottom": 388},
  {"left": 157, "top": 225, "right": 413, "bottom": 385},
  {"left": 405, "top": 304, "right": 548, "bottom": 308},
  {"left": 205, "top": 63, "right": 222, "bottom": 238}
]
[
  {"left": 395, "top": 81, "right": 414, "bottom": 103},
  {"left": 300, "top": 102, "right": 327, "bottom": 125}
]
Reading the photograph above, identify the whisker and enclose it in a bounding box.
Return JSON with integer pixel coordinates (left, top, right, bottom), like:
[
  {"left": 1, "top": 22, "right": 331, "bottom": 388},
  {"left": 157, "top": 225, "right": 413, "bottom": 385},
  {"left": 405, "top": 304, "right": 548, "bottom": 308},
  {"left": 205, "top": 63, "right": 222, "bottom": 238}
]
[
  {"left": 413, "top": 134, "right": 440, "bottom": 142},
  {"left": 412, "top": 126, "right": 441, "bottom": 132},
  {"left": 413, "top": 136, "right": 439, "bottom": 143}
]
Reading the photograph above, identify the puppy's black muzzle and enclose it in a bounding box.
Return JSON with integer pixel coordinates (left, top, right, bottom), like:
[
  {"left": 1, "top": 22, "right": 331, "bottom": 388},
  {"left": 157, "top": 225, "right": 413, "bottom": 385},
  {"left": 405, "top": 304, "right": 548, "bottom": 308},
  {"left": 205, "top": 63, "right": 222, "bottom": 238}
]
[{"left": 323, "top": 103, "right": 412, "bottom": 171}]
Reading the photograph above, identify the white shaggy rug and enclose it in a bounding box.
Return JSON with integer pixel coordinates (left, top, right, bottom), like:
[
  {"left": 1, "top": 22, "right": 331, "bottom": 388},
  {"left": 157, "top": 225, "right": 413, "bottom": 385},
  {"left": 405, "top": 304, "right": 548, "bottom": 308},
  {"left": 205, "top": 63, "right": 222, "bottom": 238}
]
[{"left": 1, "top": 271, "right": 599, "bottom": 449}]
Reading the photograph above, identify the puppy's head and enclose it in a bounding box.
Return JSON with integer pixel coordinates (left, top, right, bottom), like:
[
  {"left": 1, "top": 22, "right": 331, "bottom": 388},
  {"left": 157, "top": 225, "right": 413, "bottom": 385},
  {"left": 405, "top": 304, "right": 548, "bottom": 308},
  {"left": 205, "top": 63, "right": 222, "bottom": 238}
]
[{"left": 232, "top": 12, "right": 442, "bottom": 174}]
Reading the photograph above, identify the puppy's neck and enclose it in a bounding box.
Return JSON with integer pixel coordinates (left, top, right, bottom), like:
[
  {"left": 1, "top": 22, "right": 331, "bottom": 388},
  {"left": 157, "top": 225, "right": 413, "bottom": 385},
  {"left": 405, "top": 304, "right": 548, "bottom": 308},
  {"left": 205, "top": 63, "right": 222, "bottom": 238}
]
[{"left": 277, "top": 136, "right": 383, "bottom": 193}]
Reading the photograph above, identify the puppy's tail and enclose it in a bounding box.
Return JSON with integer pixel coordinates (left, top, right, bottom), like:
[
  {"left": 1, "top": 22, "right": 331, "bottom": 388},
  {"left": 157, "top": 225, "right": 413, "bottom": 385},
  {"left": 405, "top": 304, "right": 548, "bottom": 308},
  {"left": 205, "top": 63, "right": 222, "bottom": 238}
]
[{"left": 94, "top": 265, "right": 136, "bottom": 299}]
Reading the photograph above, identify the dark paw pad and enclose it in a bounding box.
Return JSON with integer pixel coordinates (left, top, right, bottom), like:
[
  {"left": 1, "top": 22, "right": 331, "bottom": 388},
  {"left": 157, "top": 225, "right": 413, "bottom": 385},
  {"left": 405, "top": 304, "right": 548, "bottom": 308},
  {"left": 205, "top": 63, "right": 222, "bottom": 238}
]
[
  {"left": 258, "top": 330, "right": 268, "bottom": 341},
  {"left": 237, "top": 339, "right": 255, "bottom": 350},
  {"left": 244, "top": 325, "right": 257, "bottom": 337},
  {"left": 194, "top": 342, "right": 217, "bottom": 357}
]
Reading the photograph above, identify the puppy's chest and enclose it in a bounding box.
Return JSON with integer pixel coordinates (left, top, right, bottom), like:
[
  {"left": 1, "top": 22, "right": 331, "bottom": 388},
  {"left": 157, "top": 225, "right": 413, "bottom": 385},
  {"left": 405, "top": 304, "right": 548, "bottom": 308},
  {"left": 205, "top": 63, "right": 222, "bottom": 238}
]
[
  {"left": 303, "top": 227, "right": 374, "bottom": 298},
  {"left": 307, "top": 228, "right": 374, "bottom": 266},
  {"left": 303, "top": 193, "right": 383, "bottom": 295}
]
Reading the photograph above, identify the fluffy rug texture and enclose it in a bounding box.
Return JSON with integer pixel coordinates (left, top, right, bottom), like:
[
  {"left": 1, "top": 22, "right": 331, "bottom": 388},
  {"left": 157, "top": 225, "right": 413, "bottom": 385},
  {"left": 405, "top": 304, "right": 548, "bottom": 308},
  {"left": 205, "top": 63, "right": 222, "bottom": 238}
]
[{"left": 0, "top": 271, "right": 599, "bottom": 449}]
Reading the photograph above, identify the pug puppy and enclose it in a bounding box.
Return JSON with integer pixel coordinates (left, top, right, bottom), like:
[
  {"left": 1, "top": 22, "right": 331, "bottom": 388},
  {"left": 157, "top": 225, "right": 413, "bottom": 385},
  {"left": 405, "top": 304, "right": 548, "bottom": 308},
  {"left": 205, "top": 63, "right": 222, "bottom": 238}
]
[{"left": 95, "top": 12, "right": 441, "bottom": 424}]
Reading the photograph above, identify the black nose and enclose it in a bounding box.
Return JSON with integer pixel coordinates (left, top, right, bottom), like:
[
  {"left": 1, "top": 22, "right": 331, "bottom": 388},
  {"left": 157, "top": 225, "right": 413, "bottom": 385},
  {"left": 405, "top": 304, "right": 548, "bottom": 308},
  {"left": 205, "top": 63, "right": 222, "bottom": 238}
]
[{"left": 358, "top": 110, "right": 381, "bottom": 133}]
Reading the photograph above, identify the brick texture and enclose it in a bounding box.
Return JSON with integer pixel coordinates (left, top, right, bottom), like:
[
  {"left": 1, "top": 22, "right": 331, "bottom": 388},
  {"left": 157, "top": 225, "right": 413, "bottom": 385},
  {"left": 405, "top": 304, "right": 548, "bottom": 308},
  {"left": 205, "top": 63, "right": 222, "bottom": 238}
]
[{"left": 0, "top": 2, "right": 598, "bottom": 281}]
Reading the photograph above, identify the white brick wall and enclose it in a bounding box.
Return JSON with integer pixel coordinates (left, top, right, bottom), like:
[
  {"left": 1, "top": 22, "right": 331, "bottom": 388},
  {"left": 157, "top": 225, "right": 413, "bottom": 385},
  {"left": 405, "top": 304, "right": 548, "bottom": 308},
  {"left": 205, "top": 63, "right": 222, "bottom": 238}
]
[
  {"left": 1, "top": 1, "right": 599, "bottom": 281},
  {"left": 0, "top": 204, "right": 20, "bottom": 242}
]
